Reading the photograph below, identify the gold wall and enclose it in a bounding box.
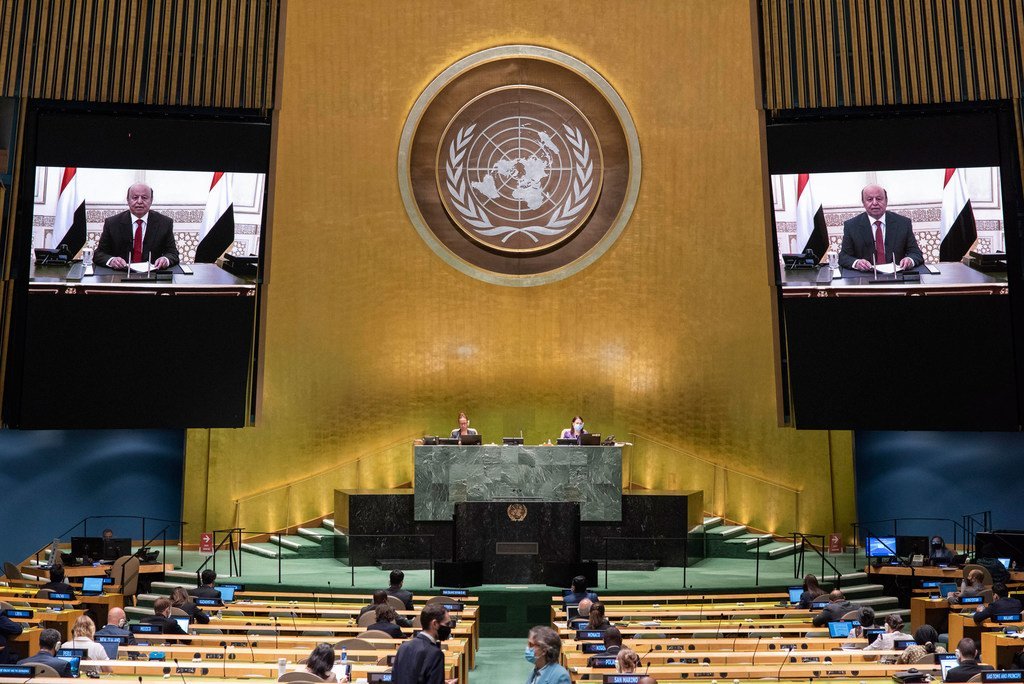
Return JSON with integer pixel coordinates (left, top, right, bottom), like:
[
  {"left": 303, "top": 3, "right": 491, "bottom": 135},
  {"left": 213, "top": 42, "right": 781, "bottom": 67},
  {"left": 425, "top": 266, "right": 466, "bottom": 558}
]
[{"left": 183, "top": 0, "right": 855, "bottom": 539}]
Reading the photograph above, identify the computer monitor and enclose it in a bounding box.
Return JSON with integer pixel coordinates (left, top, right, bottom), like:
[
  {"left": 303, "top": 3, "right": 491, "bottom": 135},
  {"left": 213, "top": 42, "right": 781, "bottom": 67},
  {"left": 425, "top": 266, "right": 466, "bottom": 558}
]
[
  {"left": 865, "top": 536, "right": 897, "bottom": 558},
  {"left": 70, "top": 536, "right": 105, "bottom": 561},
  {"left": 896, "top": 535, "right": 931, "bottom": 558},
  {"left": 864, "top": 628, "right": 884, "bottom": 644},
  {"left": 81, "top": 577, "right": 104, "bottom": 594},
  {"left": 939, "top": 582, "right": 957, "bottom": 597},
  {"left": 215, "top": 585, "right": 236, "bottom": 602},
  {"left": 174, "top": 617, "right": 190, "bottom": 634},
  {"left": 894, "top": 639, "right": 916, "bottom": 650},
  {"left": 458, "top": 434, "right": 482, "bottom": 445},
  {"left": 788, "top": 587, "right": 803, "bottom": 604},
  {"left": 938, "top": 653, "right": 958, "bottom": 681},
  {"left": 96, "top": 635, "right": 124, "bottom": 659},
  {"left": 102, "top": 537, "right": 132, "bottom": 560},
  {"left": 827, "top": 621, "right": 854, "bottom": 638},
  {"left": 811, "top": 599, "right": 830, "bottom": 609},
  {"left": 580, "top": 433, "right": 601, "bottom": 446}
]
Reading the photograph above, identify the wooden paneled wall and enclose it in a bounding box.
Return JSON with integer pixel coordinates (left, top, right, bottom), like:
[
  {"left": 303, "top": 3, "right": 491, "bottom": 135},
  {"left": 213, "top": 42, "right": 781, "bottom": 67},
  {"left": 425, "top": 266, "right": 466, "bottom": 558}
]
[
  {"left": 0, "top": 0, "right": 279, "bottom": 107},
  {"left": 760, "top": 0, "right": 1024, "bottom": 109}
]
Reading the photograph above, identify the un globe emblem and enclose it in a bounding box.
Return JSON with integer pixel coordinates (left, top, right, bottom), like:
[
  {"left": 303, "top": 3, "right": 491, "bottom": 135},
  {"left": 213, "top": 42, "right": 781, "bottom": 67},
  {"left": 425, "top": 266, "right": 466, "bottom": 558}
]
[
  {"left": 438, "top": 87, "right": 603, "bottom": 253},
  {"left": 399, "top": 45, "right": 641, "bottom": 286}
]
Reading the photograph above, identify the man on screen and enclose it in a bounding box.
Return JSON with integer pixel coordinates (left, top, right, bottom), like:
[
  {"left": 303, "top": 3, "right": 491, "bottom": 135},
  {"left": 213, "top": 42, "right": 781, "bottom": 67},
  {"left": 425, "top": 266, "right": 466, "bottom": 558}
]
[
  {"left": 839, "top": 184, "right": 923, "bottom": 271},
  {"left": 95, "top": 183, "right": 179, "bottom": 270}
]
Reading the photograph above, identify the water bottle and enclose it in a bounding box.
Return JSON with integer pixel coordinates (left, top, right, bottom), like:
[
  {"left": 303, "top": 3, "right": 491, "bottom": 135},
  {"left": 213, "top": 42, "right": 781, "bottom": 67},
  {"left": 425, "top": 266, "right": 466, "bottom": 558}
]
[
  {"left": 277, "top": 658, "right": 287, "bottom": 678},
  {"left": 340, "top": 647, "right": 347, "bottom": 664},
  {"left": 827, "top": 249, "right": 838, "bottom": 272}
]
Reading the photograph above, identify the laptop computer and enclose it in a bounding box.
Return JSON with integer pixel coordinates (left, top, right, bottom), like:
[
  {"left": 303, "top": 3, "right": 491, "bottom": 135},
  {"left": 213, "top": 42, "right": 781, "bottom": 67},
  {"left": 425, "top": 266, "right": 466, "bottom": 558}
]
[
  {"left": 811, "top": 599, "right": 830, "bottom": 609},
  {"left": 827, "top": 621, "right": 855, "bottom": 638},
  {"left": 938, "top": 653, "right": 958, "bottom": 681},
  {"left": 458, "top": 434, "right": 482, "bottom": 445},
  {"left": 96, "top": 635, "right": 124, "bottom": 659},
  {"left": 788, "top": 587, "right": 803, "bottom": 604},
  {"left": 81, "top": 576, "right": 104, "bottom": 596},
  {"left": 215, "top": 585, "right": 236, "bottom": 602},
  {"left": 939, "top": 582, "right": 957, "bottom": 597},
  {"left": 580, "top": 433, "right": 601, "bottom": 446},
  {"left": 56, "top": 649, "right": 85, "bottom": 678},
  {"left": 998, "top": 558, "right": 1012, "bottom": 569},
  {"left": 174, "top": 617, "right": 190, "bottom": 634},
  {"left": 556, "top": 438, "right": 577, "bottom": 445},
  {"left": 863, "top": 628, "right": 884, "bottom": 644},
  {"left": 894, "top": 639, "right": 916, "bottom": 650}
]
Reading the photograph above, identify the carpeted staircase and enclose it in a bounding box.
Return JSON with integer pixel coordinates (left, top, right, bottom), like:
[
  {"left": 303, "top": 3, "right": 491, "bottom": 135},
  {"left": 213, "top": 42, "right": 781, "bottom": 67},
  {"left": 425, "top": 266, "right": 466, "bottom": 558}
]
[{"left": 238, "top": 518, "right": 343, "bottom": 561}]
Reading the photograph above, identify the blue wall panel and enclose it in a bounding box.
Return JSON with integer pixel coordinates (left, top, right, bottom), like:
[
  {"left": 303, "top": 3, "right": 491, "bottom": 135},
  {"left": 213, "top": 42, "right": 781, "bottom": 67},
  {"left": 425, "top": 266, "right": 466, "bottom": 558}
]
[
  {"left": 0, "top": 429, "right": 184, "bottom": 564},
  {"left": 855, "top": 431, "right": 1022, "bottom": 544}
]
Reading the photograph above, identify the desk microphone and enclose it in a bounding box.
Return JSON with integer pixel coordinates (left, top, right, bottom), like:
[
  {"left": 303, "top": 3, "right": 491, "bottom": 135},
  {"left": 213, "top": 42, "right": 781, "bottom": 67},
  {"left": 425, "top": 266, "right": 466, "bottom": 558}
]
[
  {"left": 272, "top": 616, "right": 280, "bottom": 649},
  {"left": 750, "top": 635, "right": 761, "bottom": 665},
  {"left": 219, "top": 642, "right": 227, "bottom": 678},
  {"left": 777, "top": 646, "right": 794, "bottom": 679},
  {"left": 172, "top": 658, "right": 189, "bottom": 684}
]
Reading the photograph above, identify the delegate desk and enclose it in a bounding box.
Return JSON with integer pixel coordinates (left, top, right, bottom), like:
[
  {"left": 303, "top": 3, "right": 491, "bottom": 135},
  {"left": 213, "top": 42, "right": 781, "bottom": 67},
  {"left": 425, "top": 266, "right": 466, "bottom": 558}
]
[
  {"left": 413, "top": 443, "right": 623, "bottom": 521},
  {"left": 981, "top": 630, "right": 1024, "bottom": 669},
  {"left": 15, "top": 262, "right": 256, "bottom": 428},
  {"left": 780, "top": 261, "right": 1007, "bottom": 297}
]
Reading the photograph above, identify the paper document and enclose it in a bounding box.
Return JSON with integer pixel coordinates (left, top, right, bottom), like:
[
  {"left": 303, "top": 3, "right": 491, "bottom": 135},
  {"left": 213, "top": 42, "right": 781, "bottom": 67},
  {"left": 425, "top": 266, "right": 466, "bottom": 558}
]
[
  {"left": 128, "top": 262, "right": 153, "bottom": 273},
  {"left": 873, "top": 263, "right": 904, "bottom": 274}
]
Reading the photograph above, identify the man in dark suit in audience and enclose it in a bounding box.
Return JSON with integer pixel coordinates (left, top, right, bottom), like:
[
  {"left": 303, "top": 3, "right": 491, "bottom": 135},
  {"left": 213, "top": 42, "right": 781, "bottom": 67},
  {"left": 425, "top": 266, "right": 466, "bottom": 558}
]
[
  {"left": 188, "top": 570, "right": 221, "bottom": 600},
  {"left": 390, "top": 604, "right": 455, "bottom": 684},
  {"left": 366, "top": 604, "right": 404, "bottom": 639},
  {"left": 141, "top": 598, "right": 188, "bottom": 635},
  {"left": 18, "top": 628, "right": 71, "bottom": 677},
  {"left": 945, "top": 638, "right": 994, "bottom": 682},
  {"left": 973, "top": 582, "right": 1023, "bottom": 624},
  {"left": 563, "top": 575, "right": 599, "bottom": 608},
  {"left": 811, "top": 590, "right": 860, "bottom": 627},
  {"left": 361, "top": 589, "right": 411, "bottom": 627},
  {"left": 602, "top": 626, "right": 623, "bottom": 656},
  {"left": 94, "top": 607, "right": 136, "bottom": 645},
  {"left": 0, "top": 609, "right": 24, "bottom": 664},
  {"left": 41, "top": 566, "right": 76, "bottom": 599},
  {"left": 386, "top": 570, "right": 414, "bottom": 611}
]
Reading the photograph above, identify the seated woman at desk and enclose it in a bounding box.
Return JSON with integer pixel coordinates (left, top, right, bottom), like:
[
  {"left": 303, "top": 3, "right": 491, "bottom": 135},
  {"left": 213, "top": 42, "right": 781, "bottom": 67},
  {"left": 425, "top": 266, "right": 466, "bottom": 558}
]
[
  {"left": 948, "top": 568, "right": 986, "bottom": 604},
  {"left": 930, "top": 536, "right": 955, "bottom": 565},
  {"left": 897, "top": 625, "right": 945, "bottom": 664},
  {"left": 304, "top": 643, "right": 348, "bottom": 683},
  {"left": 862, "top": 614, "right": 906, "bottom": 652},
  {"left": 560, "top": 416, "right": 587, "bottom": 441},
  {"left": 798, "top": 573, "right": 826, "bottom": 609},
  {"left": 450, "top": 412, "right": 478, "bottom": 440}
]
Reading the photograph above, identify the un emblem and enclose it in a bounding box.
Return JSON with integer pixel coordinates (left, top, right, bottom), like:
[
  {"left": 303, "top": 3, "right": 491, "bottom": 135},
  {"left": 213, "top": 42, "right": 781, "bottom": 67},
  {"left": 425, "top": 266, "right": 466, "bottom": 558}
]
[
  {"left": 439, "top": 87, "right": 603, "bottom": 253},
  {"left": 400, "top": 46, "right": 640, "bottom": 286},
  {"left": 507, "top": 503, "right": 528, "bottom": 522}
]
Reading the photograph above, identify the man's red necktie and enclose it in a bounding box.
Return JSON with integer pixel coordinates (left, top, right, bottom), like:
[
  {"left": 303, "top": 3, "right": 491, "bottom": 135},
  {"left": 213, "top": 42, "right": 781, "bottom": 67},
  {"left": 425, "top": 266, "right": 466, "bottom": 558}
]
[
  {"left": 873, "top": 220, "right": 885, "bottom": 264},
  {"left": 132, "top": 219, "right": 143, "bottom": 263}
]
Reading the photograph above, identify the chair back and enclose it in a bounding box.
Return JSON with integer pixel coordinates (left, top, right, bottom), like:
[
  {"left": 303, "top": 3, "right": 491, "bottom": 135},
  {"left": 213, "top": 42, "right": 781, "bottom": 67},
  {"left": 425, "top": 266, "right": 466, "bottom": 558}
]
[
  {"left": 0, "top": 601, "right": 12, "bottom": 611},
  {"left": 169, "top": 607, "right": 189, "bottom": 617},
  {"left": 966, "top": 675, "right": 983, "bottom": 683},
  {"left": 299, "top": 630, "right": 333, "bottom": 637},
  {"left": 3, "top": 562, "right": 22, "bottom": 581},
  {"left": 980, "top": 589, "right": 994, "bottom": 603},
  {"left": 424, "top": 596, "right": 450, "bottom": 605},
  {"left": 30, "top": 664, "right": 61, "bottom": 678},
  {"left": 334, "top": 637, "right": 374, "bottom": 655},
  {"left": 357, "top": 611, "right": 377, "bottom": 628},
  {"left": 110, "top": 555, "right": 142, "bottom": 598},
  {"left": 357, "top": 629, "right": 392, "bottom": 642},
  {"left": 963, "top": 564, "right": 993, "bottom": 586},
  {"left": 277, "top": 672, "right": 324, "bottom": 683},
  {"left": 33, "top": 588, "right": 53, "bottom": 599},
  {"left": 910, "top": 652, "right": 938, "bottom": 665},
  {"left": 386, "top": 596, "right": 407, "bottom": 611},
  {"left": 840, "top": 610, "right": 860, "bottom": 620}
]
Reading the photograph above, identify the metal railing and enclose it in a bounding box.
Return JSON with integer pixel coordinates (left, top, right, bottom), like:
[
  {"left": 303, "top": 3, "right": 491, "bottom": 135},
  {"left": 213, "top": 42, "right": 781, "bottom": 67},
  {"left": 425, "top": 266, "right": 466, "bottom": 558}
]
[
  {"left": 343, "top": 534, "right": 435, "bottom": 588},
  {"left": 790, "top": 533, "right": 844, "bottom": 588},
  {"left": 601, "top": 535, "right": 695, "bottom": 589},
  {"left": 43, "top": 514, "right": 187, "bottom": 566}
]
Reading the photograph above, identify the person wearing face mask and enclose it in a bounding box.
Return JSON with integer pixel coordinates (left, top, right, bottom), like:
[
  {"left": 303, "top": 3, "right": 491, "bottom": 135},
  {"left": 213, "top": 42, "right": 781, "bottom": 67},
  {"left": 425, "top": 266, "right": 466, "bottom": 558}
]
[
  {"left": 929, "top": 536, "right": 955, "bottom": 565},
  {"left": 523, "top": 625, "right": 571, "bottom": 684},
  {"left": 390, "top": 604, "right": 457, "bottom": 684},
  {"left": 560, "top": 416, "right": 587, "bottom": 442}
]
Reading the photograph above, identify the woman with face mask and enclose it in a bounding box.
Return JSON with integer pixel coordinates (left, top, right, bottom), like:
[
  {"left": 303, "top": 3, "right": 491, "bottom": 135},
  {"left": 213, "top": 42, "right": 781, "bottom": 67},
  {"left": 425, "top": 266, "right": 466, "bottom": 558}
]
[
  {"left": 523, "top": 625, "right": 571, "bottom": 684},
  {"left": 560, "top": 416, "right": 587, "bottom": 442},
  {"left": 930, "top": 536, "right": 955, "bottom": 565}
]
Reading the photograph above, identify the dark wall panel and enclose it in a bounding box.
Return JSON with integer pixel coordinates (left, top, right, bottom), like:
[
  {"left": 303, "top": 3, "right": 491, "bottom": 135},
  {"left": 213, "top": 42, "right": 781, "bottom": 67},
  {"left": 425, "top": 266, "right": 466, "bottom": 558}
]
[{"left": 0, "top": 429, "right": 184, "bottom": 564}]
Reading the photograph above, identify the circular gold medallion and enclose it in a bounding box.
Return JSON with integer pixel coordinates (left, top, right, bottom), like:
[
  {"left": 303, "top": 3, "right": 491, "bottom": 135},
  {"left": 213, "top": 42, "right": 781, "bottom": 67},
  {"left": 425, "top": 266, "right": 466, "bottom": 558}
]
[
  {"left": 507, "top": 503, "right": 528, "bottom": 522},
  {"left": 399, "top": 45, "right": 641, "bottom": 286},
  {"left": 436, "top": 86, "right": 603, "bottom": 254}
]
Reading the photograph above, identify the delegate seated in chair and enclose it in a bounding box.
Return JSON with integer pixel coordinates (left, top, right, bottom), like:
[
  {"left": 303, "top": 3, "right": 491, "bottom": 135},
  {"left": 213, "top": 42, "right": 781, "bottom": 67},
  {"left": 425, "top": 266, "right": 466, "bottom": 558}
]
[{"left": 18, "top": 628, "right": 71, "bottom": 677}]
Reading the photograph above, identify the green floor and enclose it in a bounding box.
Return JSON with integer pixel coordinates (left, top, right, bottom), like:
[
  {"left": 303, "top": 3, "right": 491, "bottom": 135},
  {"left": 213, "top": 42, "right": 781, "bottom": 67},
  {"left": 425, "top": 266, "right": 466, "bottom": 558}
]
[{"left": 472, "top": 638, "right": 532, "bottom": 684}]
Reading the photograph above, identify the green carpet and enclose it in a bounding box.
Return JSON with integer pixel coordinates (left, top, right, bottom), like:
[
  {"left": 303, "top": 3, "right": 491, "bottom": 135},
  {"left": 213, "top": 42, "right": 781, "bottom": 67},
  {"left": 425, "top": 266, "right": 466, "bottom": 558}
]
[{"left": 472, "top": 638, "right": 532, "bottom": 684}]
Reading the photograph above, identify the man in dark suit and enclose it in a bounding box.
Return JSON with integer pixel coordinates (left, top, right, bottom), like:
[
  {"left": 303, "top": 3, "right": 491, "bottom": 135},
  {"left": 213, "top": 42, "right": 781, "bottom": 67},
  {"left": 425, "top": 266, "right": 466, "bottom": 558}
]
[
  {"left": 188, "top": 570, "right": 221, "bottom": 600},
  {"left": 563, "top": 575, "right": 599, "bottom": 608},
  {"left": 0, "top": 609, "right": 24, "bottom": 664},
  {"left": 386, "top": 569, "right": 414, "bottom": 611},
  {"left": 390, "top": 603, "right": 455, "bottom": 684},
  {"left": 972, "top": 582, "right": 1023, "bottom": 624},
  {"left": 945, "top": 638, "right": 994, "bottom": 682},
  {"left": 366, "top": 604, "right": 404, "bottom": 639},
  {"left": 839, "top": 184, "right": 923, "bottom": 271},
  {"left": 810, "top": 589, "right": 860, "bottom": 627},
  {"left": 361, "top": 589, "right": 412, "bottom": 627},
  {"left": 95, "top": 183, "right": 179, "bottom": 270},
  {"left": 140, "top": 598, "right": 188, "bottom": 635},
  {"left": 602, "top": 626, "right": 623, "bottom": 656},
  {"left": 41, "top": 565, "right": 76, "bottom": 599},
  {"left": 94, "top": 607, "right": 136, "bottom": 646},
  {"left": 18, "top": 628, "right": 71, "bottom": 677}
]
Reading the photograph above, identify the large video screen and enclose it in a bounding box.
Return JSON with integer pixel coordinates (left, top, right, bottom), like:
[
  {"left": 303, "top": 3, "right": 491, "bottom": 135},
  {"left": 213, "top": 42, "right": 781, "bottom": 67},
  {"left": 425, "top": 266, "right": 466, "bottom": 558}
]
[
  {"left": 772, "top": 166, "right": 1005, "bottom": 288},
  {"left": 32, "top": 166, "right": 266, "bottom": 269},
  {"left": 766, "top": 104, "right": 1024, "bottom": 430}
]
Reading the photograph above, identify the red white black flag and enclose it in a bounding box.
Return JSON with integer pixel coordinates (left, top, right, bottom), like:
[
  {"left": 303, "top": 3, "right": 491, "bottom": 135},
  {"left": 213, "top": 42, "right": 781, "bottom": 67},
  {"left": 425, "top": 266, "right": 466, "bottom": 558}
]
[
  {"left": 939, "top": 168, "right": 977, "bottom": 262},
  {"left": 53, "top": 167, "right": 87, "bottom": 256},
  {"left": 795, "top": 173, "right": 829, "bottom": 260},
  {"left": 195, "top": 172, "right": 236, "bottom": 263}
]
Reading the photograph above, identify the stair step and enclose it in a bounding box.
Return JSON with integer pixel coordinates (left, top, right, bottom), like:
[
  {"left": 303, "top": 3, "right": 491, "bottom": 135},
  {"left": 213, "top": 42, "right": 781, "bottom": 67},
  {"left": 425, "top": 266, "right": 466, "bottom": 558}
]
[
  {"left": 724, "top": 534, "right": 774, "bottom": 548},
  {"left": 858, "top": 596, "right": 900, "bottom": 608},
  {"left": 148, "top": 582, "right": 180, "bottom": 595},
  {"left": 711, "top": 525, "right": 748, "bottom": 539},
  {"left": 822, "top": 571, "right": 867, "bottom": 584},
  {"left": 702, "top": 516, "right": 724, "bottom": 528},
  {"left": 750, "top": 542, "right": 802, "bottom": 560},
  {"left": 269, "top": 535, "right": 302, "bottom": 551},
  {"left": 322, "top": 518, "right": 336, "bottom": 531},
  {"left": 374, "top": 559, "right": 432, "bottom": 571},
  {"left": 241, "top": 542, "right": 285, "bottom": 559},
  {"left": 165, "top": 569, "right": 198, "bottom": 583},
  {"left": 125, "top": 607, "right": 155, "bottom": 618},
  {"left": 840, "top": 583, "right": 885, "bottom": 596},
  {"left": 297, "top": 527, "right": 331, "bottom": 542}
]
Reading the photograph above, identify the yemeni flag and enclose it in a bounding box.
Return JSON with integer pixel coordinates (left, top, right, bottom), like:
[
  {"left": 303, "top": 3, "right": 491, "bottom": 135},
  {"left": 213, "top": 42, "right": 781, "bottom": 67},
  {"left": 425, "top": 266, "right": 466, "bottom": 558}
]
[
  {"left": 795, "top": 173, "right": 829, "bottom": 260},
  {"left": 194, "top": 172, "right": 236, "bottom": 263},
  {"left": 939, "top": 168, "right": 977, "bottom": 262},
  {"left": 53, "top": 167, "right": 87, "bottom": 256}
]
